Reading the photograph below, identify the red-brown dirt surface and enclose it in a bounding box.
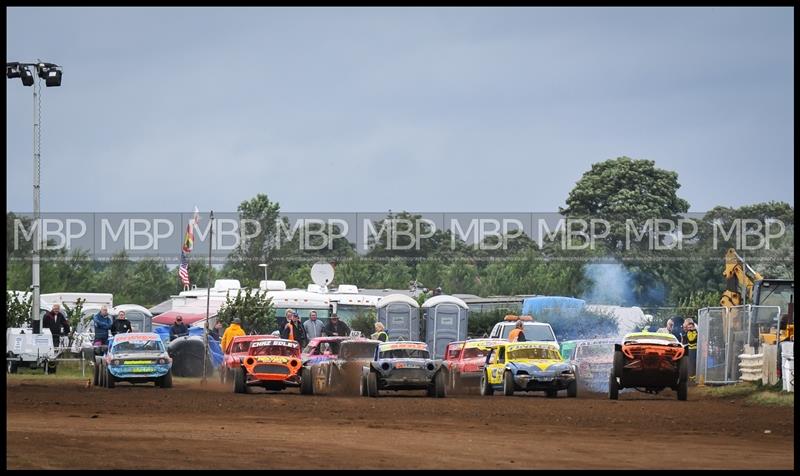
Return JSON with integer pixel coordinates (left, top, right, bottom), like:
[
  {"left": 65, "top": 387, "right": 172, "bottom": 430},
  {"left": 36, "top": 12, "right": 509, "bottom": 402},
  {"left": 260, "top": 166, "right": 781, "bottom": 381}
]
[{"left": 6, "top": 377, "right": 794, "bottom": 469}]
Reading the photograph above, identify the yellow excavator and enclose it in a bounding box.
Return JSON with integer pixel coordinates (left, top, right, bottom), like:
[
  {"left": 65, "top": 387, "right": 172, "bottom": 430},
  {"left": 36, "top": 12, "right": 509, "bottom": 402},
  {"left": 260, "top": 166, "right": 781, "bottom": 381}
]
[{"left": 720, "top": 248, "right": 794, "bottom": 343}]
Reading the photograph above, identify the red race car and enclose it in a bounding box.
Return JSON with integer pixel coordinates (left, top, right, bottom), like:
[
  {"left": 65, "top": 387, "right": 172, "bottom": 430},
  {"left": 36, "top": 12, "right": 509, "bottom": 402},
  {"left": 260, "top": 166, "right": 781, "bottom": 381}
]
[
  {"left": 302, "top": 336, "right": 352, "bottom": 365},
  {"left": 232, "top": 338, "right": 303, "bottom": 394},
  {"left": 443, "top": 338, "right": 507, "bottom": 394},
  {"left": 219, "top": 335, "right": 271, "bottom": 384}
]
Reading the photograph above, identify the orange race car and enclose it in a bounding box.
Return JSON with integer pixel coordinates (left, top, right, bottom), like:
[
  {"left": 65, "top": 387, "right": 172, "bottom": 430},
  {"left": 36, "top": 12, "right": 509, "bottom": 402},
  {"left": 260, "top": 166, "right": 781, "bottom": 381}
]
[
  {"left": 609, "top": 332, "right": 689, "bottom": 401},
  {"left": 232, "top": 338, "right": 303, "bottom": 393}
]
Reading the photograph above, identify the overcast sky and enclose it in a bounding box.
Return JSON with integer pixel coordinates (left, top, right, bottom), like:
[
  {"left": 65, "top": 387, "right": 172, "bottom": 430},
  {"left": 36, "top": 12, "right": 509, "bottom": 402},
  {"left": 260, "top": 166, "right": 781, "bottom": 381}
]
[{"left": 6, "top": 7, "right": 794, "bottom": 214}]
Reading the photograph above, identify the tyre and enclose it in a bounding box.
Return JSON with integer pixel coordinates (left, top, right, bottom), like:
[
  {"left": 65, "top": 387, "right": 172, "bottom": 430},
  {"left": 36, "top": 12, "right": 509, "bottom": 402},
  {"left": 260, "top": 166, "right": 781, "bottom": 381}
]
[
  {"left": 678, "top": 357, "right": 689, "bottom": 383},
  {"left": 608, "top": 372, "right": 619, "bottom": 400},
  {"left": 677, "top": 377, "right": 688, "bottom": 401},
  {"left": 480, "top": 371, "right": 494, "bottom": 396},
  {"left": 503, "top": 371, "right": 515, "bottom": 396},
  {"left": 99, "top": 362, "right": 107, "bottom": 388},
  {"left": 105, "top": 366, "right": 115, "bottom": 389},
  {"left": 159, "top": 371, "right": 173, "bottom": 389},
  {"left": 300, "top": 367, "right": 314, "bottom": 395},
  {"left": 360, "top": 375, "right": 367, "bottom": 397},
  {"left": 432, "top": 371, "right": 446, "bottom": 398},
  {"left": 93, "top": 357, "right": 102, "bottom": 386},
  {"left": 613, "top": 351, "right": 624, "bottom": 383},
  {"left": 233, "top": 367, "right": 249, "bottom": 394},
  {"left": 545, "top": 389, "right": 557, "bottom": 398},
  {"left": 567, "top": 379, "right": 578, "bottom": 398},
  {"left": 8, "top": 360, "right": 18, "bottom": 374},
  {"left": 366, "top": 371, "right": 379, "bottom": 398},
  {"left": 47, "top": 362, "right": 57, "bottom": 375}
]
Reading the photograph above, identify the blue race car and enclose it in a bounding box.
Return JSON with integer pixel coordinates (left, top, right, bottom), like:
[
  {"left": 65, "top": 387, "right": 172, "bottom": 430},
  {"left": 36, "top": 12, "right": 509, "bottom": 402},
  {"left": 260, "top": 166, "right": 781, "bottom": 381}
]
[
  {"left": 94, "top": 332, "right": 173, "bottom": 388},
  {"left": 360, "top": 341, "right": 446, "bottom": 398}
]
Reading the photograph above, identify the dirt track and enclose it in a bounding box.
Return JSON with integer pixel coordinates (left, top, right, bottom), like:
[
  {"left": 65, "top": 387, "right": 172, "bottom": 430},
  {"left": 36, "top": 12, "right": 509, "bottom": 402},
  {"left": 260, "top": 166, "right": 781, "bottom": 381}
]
[{"left": 6, "top": 377, "right": 794, "bottom": 469}]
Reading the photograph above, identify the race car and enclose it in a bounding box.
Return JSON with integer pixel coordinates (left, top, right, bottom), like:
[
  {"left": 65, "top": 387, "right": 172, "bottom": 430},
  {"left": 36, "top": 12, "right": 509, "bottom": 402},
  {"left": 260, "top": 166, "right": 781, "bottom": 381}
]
[
  {"left": 480, "top": 341, "right": 577, "bottom": 398},
  {"left": 443, "top": 338, "right": 507, "bottom": 393},
  {"left": 301, "top": 338, "right": 381, "bottom": 395},
  {"left": 94, "top": 332, "right": 173, "bottom": 388},
  {"left": 360, "top": 341, "right": 447, "bottom": 398},
  {"left": 219, "top": 335, "right": 268, "bottom": 384},
  {"left": 567, "top": 338, "right": 617, "bottom": 393},
  {"left": 233, "top": 338, "right": 303, "bottom": 393},
  {"left": 302, "top": 336, "right": 352, "bottom": 365},
  {"left": 609, "top": 331, "right": 689, "bottom": 401}
]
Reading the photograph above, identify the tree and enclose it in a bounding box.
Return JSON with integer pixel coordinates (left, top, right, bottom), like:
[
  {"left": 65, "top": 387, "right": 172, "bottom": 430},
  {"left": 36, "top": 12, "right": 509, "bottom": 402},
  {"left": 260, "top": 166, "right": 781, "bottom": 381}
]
[
  {"left": 6, "top": 291, "right": 31, "bottom": 328},
  {"left": 561, "top": 157, "right": 690, "bottom": 250},
  {"left": 216, "top": 288, "right": 276, "bottom": 335},
  {"left": 349, "top": 309, "right": 377, "bottom": 337},
  {"left": 223, "top": 194, "right": 282, "bottom": 288}
]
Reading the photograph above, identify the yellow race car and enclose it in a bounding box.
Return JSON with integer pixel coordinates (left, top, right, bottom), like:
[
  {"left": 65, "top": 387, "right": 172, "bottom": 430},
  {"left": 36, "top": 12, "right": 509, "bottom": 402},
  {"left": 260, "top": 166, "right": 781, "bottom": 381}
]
[{"left": 480, "top": 341, "right": 577, "bottom": 398}]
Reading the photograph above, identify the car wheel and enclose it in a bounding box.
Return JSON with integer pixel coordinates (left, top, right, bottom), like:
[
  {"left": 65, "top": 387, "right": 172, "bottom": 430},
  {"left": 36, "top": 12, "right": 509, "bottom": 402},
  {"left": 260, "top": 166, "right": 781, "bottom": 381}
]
[
  {"left": 503, "top": 371, "right": 515, "bottom": 396},
  {"left": 678, "top": 356, "right": 689, "bottom": 383},
  {"left": 567, "top": 379, "right": 578, "bottom": 398},
  {"left": 367, "top": 371, "right": 379, "bottom": 398},
  {"left": 480, "top": 371, "right": 494, "bottom": 396},
  {"left": 608, "top": 371, "right": 619, "bottom": 400},
  {"left": 105, "top": 365, "right": 115, "bottom": 389},
  {"left": 159, "top": 371, "right": 173, "bottom": 389},
  {"left": 93, "top": 357, "right": 102, "bottom": 386},
  {"left": 8, "top": 360, "right": 18, "bottom": 374},
  {"left": 233, "top": 367, "right": 249, "bottom": 394},
  {"left": 359, "top": 375, "right": 367, "bottom": 397},
  {"left": 613, "top": 351, "right": 624, "bottom": 382},
  {"left": 433, "top": 370, "right": 446, "bottom": 398},
  {"left": 300, "top": 367, "right": 314, "bottom": 395},
  {"left": 677, "top": 376, "right": 688, "bottom": 401},
  {"left": 99, "top": 361, "right": 107, "bottom": 388}
]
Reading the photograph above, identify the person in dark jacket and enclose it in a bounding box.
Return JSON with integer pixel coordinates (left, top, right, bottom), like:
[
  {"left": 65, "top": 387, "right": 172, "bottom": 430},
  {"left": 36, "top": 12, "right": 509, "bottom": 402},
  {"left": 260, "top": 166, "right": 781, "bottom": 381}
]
[
  {"left": 92, "top": 306, "right": 113, "bottom": 346},
  {"left": 209, "top": 321, "right": 223, "bottom": 341},
  {"left": 281, "top": 310, "right": 307, "bottom": 347},
  {"left": 323, "top": 313, "right": 351, "bottom": 337},
  {"left": 170, "top": 315, "right": 190, "bottom": 341},
  {"left": 110, "top": 310, "right": 133, "bottom": 336},
  {"left": 43, "top": 303, "right": 70, "bottom": 348}
]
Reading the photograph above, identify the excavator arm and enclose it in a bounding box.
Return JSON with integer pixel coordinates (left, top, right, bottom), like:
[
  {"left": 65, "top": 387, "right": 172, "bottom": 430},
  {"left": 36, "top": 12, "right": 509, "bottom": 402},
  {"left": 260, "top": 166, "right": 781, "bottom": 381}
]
[{"left": 720, "top": 248, "right": 764, "bottom": 308}]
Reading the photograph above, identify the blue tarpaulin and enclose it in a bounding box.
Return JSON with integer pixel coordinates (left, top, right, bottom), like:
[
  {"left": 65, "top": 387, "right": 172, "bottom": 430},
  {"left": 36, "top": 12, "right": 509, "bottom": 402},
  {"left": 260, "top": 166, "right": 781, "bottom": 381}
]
[
  {"left": 522, "top": 296, "right": 586, "bottom": 316},
  {"left": 155, "top": 326, "right": 223, "bottom": 368}
]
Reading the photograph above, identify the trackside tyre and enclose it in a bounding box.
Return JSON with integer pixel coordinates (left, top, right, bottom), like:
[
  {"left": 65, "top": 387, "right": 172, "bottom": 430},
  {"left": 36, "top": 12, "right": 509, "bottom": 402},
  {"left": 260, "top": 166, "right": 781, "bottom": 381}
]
[
  {"left": 159, "top": 371, "right": 173, "bottom": 389},
  {"left": 367, "top": 371, "right": 379, "bottom": 398},
  {"left": 480, "top": 371, "right": 494, "bottom": 396},
  {"left": 677, "top": 377, "right": 688, "bottom": 401},
  {"left": 433, "top": 371, "right": 446, "bottom": 398},
  {"left": 567, "top": 380, "right": 578, "bottom": 398},
  {"left": 503, "top": 371, "right": 515, "bottom": 396},
  {"left": 300, "top": 367, "right": 314, "bottom": 395},
  {"left": 609, "top": 372, "right": 619, "bottom": 400},
  {"left": 234, "top": 367, "right": 248, "bottom": 394}
]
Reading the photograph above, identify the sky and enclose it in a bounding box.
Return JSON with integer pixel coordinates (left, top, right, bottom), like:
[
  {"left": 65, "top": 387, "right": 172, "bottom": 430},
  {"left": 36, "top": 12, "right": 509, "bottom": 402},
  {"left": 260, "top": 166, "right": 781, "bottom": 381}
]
[{"left": 6, "top": 7, "right": 794, "bottom": 214}]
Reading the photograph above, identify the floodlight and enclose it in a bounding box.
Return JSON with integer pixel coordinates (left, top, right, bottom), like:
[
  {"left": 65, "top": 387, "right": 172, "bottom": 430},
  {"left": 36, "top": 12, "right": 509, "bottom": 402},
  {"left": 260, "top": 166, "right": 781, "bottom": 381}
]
[
  {"left": 20, "top": 66, "right": 34, "bottom": 86},
  {"left": 45, "top": 68, "right": 62, "bottom": 87},
  {"left": 6, "top": 63, "right": 21, "bottom": 78}
]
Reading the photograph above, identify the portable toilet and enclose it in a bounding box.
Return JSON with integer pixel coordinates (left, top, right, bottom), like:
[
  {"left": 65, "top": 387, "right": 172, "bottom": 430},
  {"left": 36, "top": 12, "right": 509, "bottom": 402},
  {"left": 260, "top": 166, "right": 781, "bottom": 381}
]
[
  {"left": 376, "top": 294, "right": 420, "bottom": 342},
  {"left": 422, "top": 295, "right": 469, "bottom": 359}
]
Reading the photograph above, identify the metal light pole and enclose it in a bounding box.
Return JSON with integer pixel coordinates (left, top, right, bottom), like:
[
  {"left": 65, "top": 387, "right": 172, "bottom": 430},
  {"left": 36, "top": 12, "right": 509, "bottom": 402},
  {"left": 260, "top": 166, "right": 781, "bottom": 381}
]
[
  {"left": 202, "top": 211, "right": 214, "bottom": 385},
  {"left": 6, "top": 61, "right": 62, "bottom": 334},
  {"left": 259, "top": 263, "right": 268, "bottom": 282}
]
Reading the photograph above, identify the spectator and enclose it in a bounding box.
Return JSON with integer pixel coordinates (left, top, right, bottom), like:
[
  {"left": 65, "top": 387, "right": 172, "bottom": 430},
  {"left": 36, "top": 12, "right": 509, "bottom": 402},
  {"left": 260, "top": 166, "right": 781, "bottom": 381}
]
[
  {"left": 92, "top": 306, "right": 113, "bottom": 346},
  {"left": 323, "top": 313, "right": 350, "bottom": 337},
  {"left": 371, "top": 322, "right": 389, "bottom": 342},
  {"left": 281, "top": 310, "right": 305, "bottom": 346},
  {"left": 110, "top": 310, "right": 133, "bottom": 336},
  {"left": 508, "top": 320, "right": 526, "bottom": 342},
  {"left": 682, "top": 318, "right": 698, "bottom": 381},
  {"left": 169, "top": 315, "right": 190, "bottom": 341},
  {"left": 210, "top": 321, "right": 223, "bottom": 341},
  {"left": 221, "top": 318, "right": 245, "bottom": 352},
  {"left": 43, "top": 303, "right": 70, "bottom": 349},
  {"left": 657, "top": 318, "right": 674, "bottom": 335},
  {"left": 303, "top": 310, "right": 325, "bottom": 340}
]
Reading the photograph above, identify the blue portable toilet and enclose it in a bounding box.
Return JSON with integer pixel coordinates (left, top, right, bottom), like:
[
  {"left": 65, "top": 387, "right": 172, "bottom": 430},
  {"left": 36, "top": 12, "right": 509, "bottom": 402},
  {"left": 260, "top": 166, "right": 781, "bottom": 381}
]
[
  {"left": 422, "top": 295, "right": 469, "bottom": 359},
  {"left": 376, "top": 294, "right": 420, "bottom": 342}
]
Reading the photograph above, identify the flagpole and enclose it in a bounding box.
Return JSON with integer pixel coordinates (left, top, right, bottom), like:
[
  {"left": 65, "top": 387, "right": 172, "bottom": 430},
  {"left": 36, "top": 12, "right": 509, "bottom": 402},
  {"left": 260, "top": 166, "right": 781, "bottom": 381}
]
[{"left": 202, "top": 210, "right": 213, "bottom": 385}]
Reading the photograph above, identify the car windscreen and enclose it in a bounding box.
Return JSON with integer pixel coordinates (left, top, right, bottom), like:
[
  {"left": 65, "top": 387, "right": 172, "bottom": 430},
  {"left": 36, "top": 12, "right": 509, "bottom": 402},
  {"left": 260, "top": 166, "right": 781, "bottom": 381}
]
[
  {"left": 340, "top": 342, "right": 378, "bottom": 359},
  {"left": 507, "top": 347, "right": 560, "bottom": 360},
  {"left": 231, "top": 341, "right": 252, "bottom": 353},
  {"left": 379, "top": 348, "right": 430, "bottom": 359},
  {"left": 501, "top": 324, "right": 555, "bottom": 341},
  {"left": 112, "top": 340, "right": 163, "bottom": 353},
  {"left": 462, "top": 347, "right": 491, "bottom": 359},
  {"left": 251, "top": 345, "right": 297, "bottom": 357},
  {"left": 576, "top": 344, "right": 614, "bottom": 359}
]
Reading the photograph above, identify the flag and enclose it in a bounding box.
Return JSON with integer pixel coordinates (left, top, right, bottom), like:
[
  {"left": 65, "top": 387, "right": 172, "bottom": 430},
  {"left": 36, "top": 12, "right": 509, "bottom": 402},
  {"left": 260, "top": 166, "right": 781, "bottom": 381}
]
[
  {"left": 179, "top": 250, "right": 190, "bottom": 287},
  {"left": 179, "top": 207, "right": 200, "bottom": 287}
]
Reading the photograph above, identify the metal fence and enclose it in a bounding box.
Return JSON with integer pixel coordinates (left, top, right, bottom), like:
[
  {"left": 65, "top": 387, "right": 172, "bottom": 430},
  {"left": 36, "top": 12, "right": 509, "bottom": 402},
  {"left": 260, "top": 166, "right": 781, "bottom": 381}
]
[{"left": 696, "top": 305, "right": 781, "bottom": 385}]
